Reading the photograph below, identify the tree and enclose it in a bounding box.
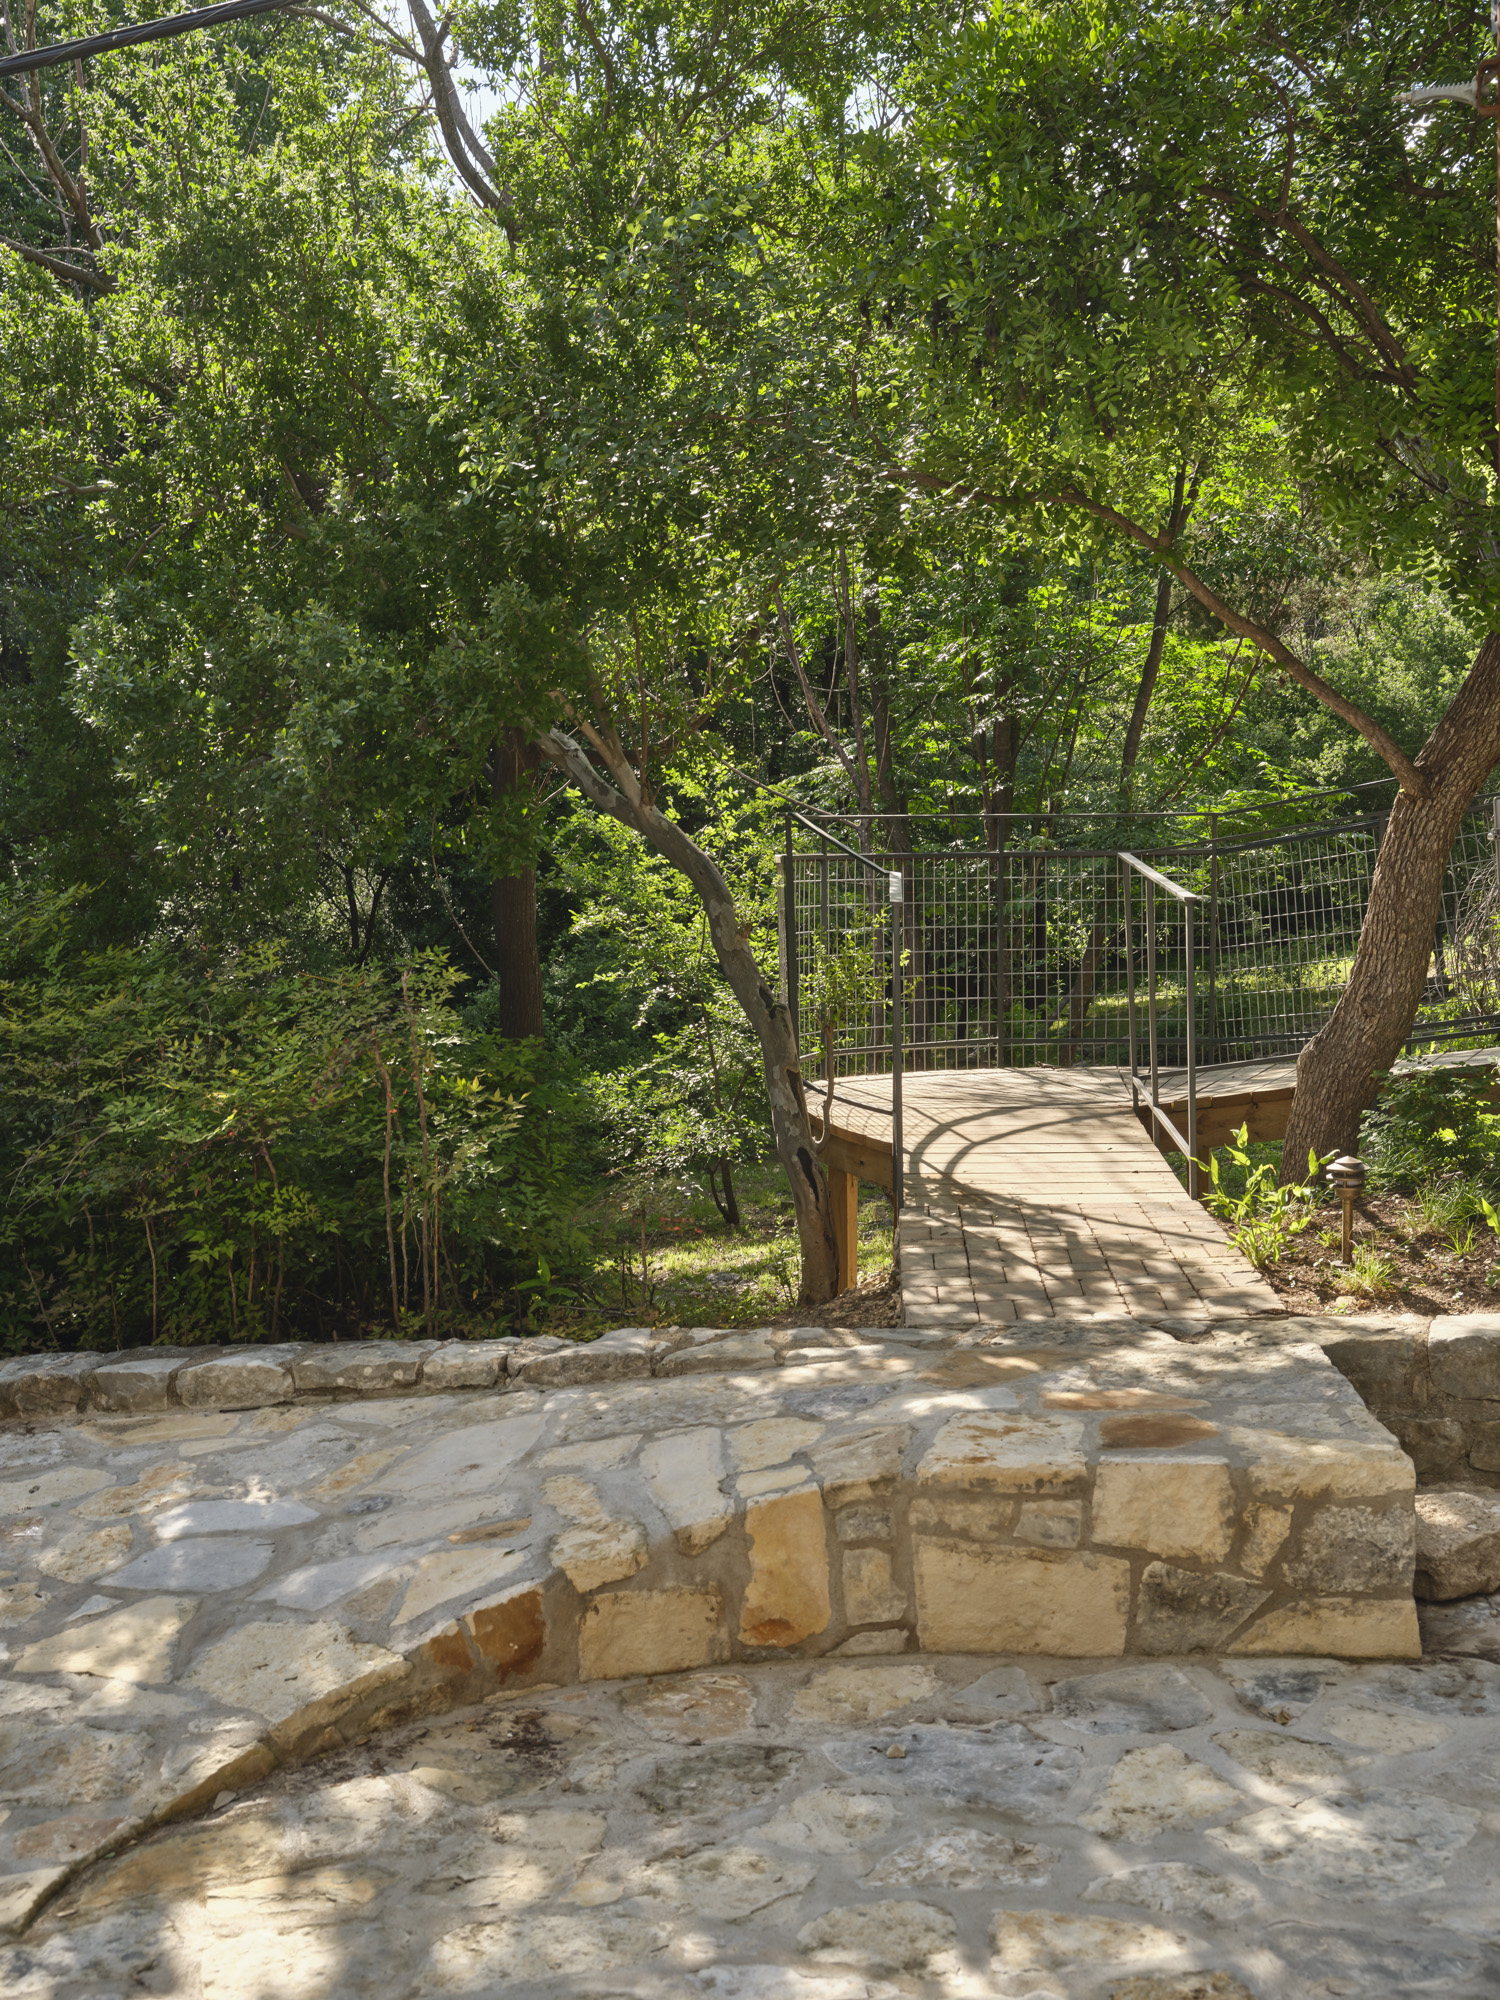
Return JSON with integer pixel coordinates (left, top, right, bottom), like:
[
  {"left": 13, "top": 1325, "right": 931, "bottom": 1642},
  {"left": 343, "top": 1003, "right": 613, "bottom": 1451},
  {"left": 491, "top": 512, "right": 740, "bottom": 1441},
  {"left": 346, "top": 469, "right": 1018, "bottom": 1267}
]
[{"left": 856, "top": 0, "right": 1500, "bottom": 1156}]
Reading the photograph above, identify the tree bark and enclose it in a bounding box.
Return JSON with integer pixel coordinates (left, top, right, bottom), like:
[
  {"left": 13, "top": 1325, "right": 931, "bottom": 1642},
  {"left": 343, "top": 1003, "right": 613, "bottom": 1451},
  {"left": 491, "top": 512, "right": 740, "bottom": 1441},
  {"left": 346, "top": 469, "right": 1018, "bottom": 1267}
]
[
  {"left": 491, "top": 731, "right": 545, "bottom": 1040},
  {"left": 535, "top": 719, "right": 841, "bottom": 1303},
  {"left": 1283, "top": 633, "right": 1500, "bottom": 1168},
  {"left": 1120, "top": 568, "right": 1172, "bottom": 794}
]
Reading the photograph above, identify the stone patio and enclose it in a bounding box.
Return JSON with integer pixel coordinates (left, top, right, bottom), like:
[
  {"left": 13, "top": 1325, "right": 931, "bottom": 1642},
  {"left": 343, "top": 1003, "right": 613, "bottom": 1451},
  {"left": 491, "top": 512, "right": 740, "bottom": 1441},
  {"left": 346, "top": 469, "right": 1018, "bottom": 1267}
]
[
  {"left": 6, "top": 1649, "right": 1500, "bottom": 1998},
  {"left": 5, "top": 1310, "right": 1500, "bottom": 1994}
]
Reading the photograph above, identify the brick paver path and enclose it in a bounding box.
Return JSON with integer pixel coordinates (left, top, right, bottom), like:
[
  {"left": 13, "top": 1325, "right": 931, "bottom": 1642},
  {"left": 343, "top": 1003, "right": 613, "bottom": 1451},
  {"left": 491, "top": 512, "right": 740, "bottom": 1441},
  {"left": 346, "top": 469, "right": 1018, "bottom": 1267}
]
[{"left": 821, "top": 1065, "right": 1281, "bottom": 1323}]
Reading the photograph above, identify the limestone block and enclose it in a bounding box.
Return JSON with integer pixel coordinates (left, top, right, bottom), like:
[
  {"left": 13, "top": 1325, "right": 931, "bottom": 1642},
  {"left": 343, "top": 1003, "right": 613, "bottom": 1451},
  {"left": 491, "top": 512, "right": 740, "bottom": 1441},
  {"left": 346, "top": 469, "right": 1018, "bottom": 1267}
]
[
  {"left": 0, "top": 1722, "right": 152, "bottom": 1805},
  {"left": 1239, "top": 1502, "right": 1293, "bottom": 1578},
  {"left": 1469, "top": 1420, "right": 1500, "bottom": 1474},
  {"left": 914, "top": 1541, "right": 1130, "bottom": 1654},
  {"left": 1414, "top": 1490, "right": 1500, "bottom": 1601},
  {"left": 910, "top": 1493, "right": 1017, "bottom": 1540},
  {"left": 917, "top": 1411, "right": 1086, "bottom": 1492},
  {"left": 1211, "top": 1729, "right": 1360, "bottom": 1790},
  {"left": 758, "top": 1786, "right": 896, "bottom": 1851},
  {"left": 991, "top": 1909, "right": 1189, "bottom": 1981},
  {"left": 544, "top": 1477, "right": 647, "bottom": 1593},
  {"left": 155, "top": 1496, "right": 319, "bottom": 1539},
  {"left": 89, "top": 1356, "right": 183, "bottom": 1413},
  {"left": 809, "top": 1425, "right": 911, "bottom": 1507},
  {"left": 1320, "top": 1326, "right": 1429, "bottom": 1413},
  {"left": 730, "top": 1417, "right": 824, "bottom": 1471},
  {"left": 108, "top": 1536, "right": 275, "bottom": 1594},
  {"left": 1241, "top": 1431, "right": 1413, "bottom": 1502},
  {"left": 640, "top": 1428, "right": 729, "bottom": 1554},
  {"left": 1049, "top": 1664, "right": 1212, "bottom": 1734},
  {"left": 869, "top": 1828, "right": 1056, "bottom": 1888},
  {"left": 842, "top": 1547, "right": 907, "bottom": 1625},
  {"left": 1228, "top": 1594, "right": 1421, "bottom": 1659},
  {"left": 578, "top": 1586, "right": 725, "bottom": 1679},
  {"left": 1135, "top": 1563, "right": 1270, "bottom": 1654},
  {"left": 0, "top": 1465, "right": 111, "bottom": 1516},
  {"left": 621, "top": 1672, "right": 754, "bottom": 1740},
  {"left": 1082, "top": 1861, "right": 1259, "bottom": 1925},
  {"left": 176, "top": 1351, "right": 296, "bottom": 1409},
  {"left": 1015, "top": 1499, "right": 1083, "bottom": 1548},
  {"left": 1207, "top": 1791, "right": 1480, "bottom": 1895},
  {"left": 1282, "top": 1504, "right": 1415, "bottom": 1594},
  {"left": 34, "top": 1524, "right": 133, "bottom": 1584},
  {"left": 511, "top": 1336, "right": 651, "bottom": 1388},
  {"left": 17, "top": 1595, "right": 198, "bottom": 1683},
  {"left": 420, "top": 1341, "right": 515, "bottom": 1390},
  {"left": 799, "top": 1900, "right": 961, "bottom": 1977},
  {"left": 739, "top": 1485, "right": 832, "bottom": 1647},
  {"left": 183, "top": 1618, "right": 408, "bottom": 1734},
  {"left": 0, "top": 1352, "right": 98, "bottom": 1418},
  {"left": 395, "top": 1546, "right": 529, "bottom": 1626},
  {"left": 1430, "top": 1315, "right": 1500, "bottom": 1402},
  {"left": 790, "top": 1662, "right": 939, "bottom": 1722},
  {"left": 1398, "top": 1418, "right": 1468, "bottom": 1484},
  {"left": 656, "top": 1330, "right": 780, "bottom": 1375},
  {"left": 1080, "top": 1742, "right": 1242, "bottom": 1839},
  {"left": 836, "top": 1502, "right": 894, "bottom": 1543},
  {"left": 378, "top": 1412, "right": 548, "bottom": 1500},
  {"left": 1417, "top": 1590, "right": 1500, "bottom": 1661},
  {"left": 466, "top": 1586, "right": 546, "bottom": 1679},
  {"left": 1091, "top": 1458, "right": 1235, "bottom": 1563},
  {"left": 290, "top": 1342, "right": 429, "bottom": 1394}
]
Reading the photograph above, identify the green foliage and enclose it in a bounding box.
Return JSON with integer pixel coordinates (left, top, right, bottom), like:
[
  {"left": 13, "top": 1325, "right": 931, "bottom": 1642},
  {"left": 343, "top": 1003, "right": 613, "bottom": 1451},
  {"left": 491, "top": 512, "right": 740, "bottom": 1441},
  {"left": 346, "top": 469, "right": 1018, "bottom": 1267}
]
[
  {"left": 1363, "top": 1063, "right": 1500, "bottom": 1191},
  {"left": 0, "top": 893, "right": 584, "bottom": 1353},
  {"left": 1330, "top": 1242, "right": 1400, "bottom": 1303},
  {"left": 1200, "top": 1124, "right": 1326, "bottom": 1269}
]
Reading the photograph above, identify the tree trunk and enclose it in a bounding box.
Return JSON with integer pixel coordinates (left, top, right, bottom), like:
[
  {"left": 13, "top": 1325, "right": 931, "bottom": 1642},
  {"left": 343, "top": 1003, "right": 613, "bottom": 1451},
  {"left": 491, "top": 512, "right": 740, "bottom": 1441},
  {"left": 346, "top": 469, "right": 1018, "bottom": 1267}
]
[
  {"left": 535, "top": 721, "right": 841, "bottom": 1302},
  {"left": 1120, "top": 569, "right": 1172, "bottom": 795},
  {"left": 491, "top": 731, "right": 545, "bottom": 1040},
  {"left": 1283, "top": 633, "right": 1500, "bottom": 1169}
]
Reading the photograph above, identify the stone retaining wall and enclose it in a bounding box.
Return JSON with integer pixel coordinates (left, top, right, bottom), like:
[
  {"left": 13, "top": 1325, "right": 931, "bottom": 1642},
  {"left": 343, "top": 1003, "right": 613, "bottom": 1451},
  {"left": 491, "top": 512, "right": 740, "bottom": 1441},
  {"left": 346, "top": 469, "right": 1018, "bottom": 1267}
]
[{"left": 1291, "top": 1313, "right": 1500, "bottom": 1486}]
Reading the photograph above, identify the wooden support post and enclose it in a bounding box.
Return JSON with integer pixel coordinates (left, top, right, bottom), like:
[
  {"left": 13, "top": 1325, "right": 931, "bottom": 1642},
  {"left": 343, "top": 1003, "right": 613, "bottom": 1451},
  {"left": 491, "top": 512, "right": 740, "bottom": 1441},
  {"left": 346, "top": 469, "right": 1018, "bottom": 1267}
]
[{"left": 828, "top": 1165, "right": 859, "bottom": 1294}]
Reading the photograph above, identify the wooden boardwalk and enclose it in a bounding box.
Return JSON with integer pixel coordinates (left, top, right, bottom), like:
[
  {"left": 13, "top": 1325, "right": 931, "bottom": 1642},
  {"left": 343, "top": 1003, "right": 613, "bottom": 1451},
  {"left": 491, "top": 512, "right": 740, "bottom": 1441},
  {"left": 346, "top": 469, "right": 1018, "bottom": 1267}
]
[{"left": 812, "top": 1066, "right": 1280, "bottom": 1324}]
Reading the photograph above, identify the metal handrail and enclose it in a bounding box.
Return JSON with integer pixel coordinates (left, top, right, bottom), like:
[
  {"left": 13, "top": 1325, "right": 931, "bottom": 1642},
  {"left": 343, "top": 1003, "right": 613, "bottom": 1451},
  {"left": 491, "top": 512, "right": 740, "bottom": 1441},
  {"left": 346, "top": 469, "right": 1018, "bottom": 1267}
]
[
  {"left": 783, "top": 810, "right": 905, "bottom": 1211},
  {"left": 1120, "top": 852, "right": 1202, "bottom": 1197}
]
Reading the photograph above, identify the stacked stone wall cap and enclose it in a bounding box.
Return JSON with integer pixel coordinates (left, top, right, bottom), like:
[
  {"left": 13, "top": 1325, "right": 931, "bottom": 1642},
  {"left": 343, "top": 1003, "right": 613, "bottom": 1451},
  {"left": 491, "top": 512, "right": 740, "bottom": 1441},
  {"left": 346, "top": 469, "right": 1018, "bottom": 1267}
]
[
  {"left": 289, "top": 1341, "right": 439, "bottom": 1394},
  {"left": 1429, "top": 1316, "right": 1500, "bottom": 1402}
]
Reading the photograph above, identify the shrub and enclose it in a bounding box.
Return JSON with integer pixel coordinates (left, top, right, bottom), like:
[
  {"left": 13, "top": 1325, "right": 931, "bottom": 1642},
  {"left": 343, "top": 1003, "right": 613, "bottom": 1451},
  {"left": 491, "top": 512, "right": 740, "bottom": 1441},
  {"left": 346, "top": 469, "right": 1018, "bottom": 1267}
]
[
  {"left": 1363, "top": 1061, "right": 1500, "bottom": 1191},
  {"left": 0, "top": 895, "right": 586, "bottom": 1353}
]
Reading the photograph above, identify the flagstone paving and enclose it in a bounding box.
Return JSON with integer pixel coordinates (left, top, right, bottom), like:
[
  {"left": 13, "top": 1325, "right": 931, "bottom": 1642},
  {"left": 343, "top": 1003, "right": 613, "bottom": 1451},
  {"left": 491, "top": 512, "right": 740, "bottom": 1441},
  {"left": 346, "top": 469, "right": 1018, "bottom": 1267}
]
[
  {"left": 6, "top": 1648, "right": 1500, "bottom": 1998},
  {"left": 3, "top": 1311, "right": 1499, "bottom": 1994}
]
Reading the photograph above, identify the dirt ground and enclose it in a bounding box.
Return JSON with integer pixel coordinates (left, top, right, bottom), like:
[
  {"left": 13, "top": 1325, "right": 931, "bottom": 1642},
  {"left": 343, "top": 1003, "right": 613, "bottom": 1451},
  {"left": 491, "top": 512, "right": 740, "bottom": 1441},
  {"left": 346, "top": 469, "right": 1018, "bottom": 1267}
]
[{"left": 1258, "top": 1192, "right": 1500, "bottom": 1315}]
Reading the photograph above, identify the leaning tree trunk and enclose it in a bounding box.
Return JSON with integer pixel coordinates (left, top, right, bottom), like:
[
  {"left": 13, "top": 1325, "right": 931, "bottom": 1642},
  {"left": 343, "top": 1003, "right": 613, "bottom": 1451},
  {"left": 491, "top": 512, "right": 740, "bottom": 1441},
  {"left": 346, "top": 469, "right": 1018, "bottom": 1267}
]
[
  {"left": 491, "top": 732, "right": 546, "bottom": 1040},
  {"left": 535, "top": 721, "right": 841, "bottom": 1303},
  {"left": 1283, "top": 633, "right": 1500, "bottom": 1170}
]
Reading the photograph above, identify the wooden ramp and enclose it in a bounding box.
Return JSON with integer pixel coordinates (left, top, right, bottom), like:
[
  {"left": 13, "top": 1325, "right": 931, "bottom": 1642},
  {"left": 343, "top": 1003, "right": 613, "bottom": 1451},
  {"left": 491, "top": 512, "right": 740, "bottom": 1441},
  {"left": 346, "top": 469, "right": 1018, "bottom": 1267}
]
[{"left": 811, "top": 1066, "right": 1280, "bottom": 1324}]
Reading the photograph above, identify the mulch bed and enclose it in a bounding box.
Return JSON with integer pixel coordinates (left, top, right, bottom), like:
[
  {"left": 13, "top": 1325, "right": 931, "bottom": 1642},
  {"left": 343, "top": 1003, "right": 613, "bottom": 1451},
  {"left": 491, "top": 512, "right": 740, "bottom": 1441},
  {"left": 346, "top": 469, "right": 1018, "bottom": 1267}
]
[{"left": 1255, "top": 1193, "right": 1500, "bottom": 1315}]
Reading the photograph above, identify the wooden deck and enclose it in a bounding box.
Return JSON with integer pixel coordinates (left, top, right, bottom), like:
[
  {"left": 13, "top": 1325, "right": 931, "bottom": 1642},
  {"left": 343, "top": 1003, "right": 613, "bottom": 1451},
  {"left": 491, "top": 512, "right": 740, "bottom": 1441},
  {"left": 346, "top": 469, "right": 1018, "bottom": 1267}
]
[
  {"left": 1148, "top": 1042, "right": 1500, "bottom": 1153},
  {"left": 810, "top": 1065, "right": 1279, "bottom": 1323},
  {"left": 813, "top": 1042, "right": 1500, "bottom": 1321}
]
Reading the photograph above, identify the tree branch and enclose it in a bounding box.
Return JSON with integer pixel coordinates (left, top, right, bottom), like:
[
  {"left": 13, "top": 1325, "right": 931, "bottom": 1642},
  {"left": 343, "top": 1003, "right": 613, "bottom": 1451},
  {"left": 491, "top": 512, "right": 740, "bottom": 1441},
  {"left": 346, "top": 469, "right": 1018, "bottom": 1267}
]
[{"left": 888, "top": 464, "right": 1431, "bottom": 797}]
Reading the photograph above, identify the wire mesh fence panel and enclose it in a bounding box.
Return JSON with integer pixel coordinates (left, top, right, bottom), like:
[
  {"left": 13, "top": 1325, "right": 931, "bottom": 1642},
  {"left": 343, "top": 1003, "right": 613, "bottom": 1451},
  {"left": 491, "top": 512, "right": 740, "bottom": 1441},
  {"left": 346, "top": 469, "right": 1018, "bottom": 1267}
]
[{"left": 788, "top": 791, "right": 1500, "bottom": 1075}]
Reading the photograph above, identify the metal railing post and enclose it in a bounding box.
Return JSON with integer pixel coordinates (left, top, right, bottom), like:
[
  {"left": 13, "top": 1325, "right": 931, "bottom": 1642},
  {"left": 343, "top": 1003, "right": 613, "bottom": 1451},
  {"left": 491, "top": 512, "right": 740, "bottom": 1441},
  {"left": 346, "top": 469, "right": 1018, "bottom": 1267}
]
[
  {"left": 1185, "top": 896, "right": 1198, "bottom": 1198},
  {"left": 784, "top": 814, "right": 799, "bottom": 1032},
  {"left": 1116, "top": 851, "right": 1205, "bottom": 1176},
  {"left": 1146, "top": 877, "right": 1159, "bottom": 1112},
  {"left": 1123, "top": 859, "right": 1137, "bottom": 1093},
  {"left": 889, "top": 868, "right": 905, "bottom": 1213}
]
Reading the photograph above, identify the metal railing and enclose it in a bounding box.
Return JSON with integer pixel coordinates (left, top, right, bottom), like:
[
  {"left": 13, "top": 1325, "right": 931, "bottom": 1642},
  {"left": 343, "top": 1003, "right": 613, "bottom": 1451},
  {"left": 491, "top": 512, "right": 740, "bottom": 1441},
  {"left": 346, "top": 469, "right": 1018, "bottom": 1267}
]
[
  {"left": 1121, "top": 852, "right": 1201, "bottom": 1196},
  {"left": 784, "top": 789, "right": 1500, "bottom": 1078},
  {"left": 779, "top": 810, "right": 906, "bottom": 1210}
]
